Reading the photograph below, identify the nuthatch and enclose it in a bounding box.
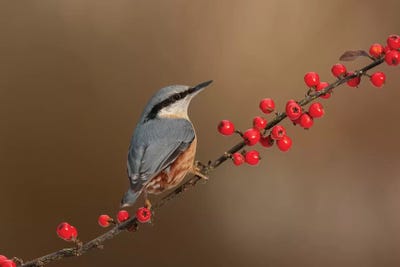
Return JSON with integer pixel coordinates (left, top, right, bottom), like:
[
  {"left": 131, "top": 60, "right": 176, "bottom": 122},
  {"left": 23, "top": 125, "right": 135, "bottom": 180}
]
[{"left": 121, "top": 80, "right": 212, "bottom": 208}]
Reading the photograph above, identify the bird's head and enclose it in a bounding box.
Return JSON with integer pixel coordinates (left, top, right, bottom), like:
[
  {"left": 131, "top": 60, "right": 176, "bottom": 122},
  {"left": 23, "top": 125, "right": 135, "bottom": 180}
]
[{"left": 141, "top": 80, "right": 213, "bottom": 122}]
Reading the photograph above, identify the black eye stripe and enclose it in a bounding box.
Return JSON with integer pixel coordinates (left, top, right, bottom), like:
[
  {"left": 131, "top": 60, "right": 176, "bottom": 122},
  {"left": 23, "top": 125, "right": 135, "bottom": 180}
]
[{"left": 144, "top": 87, "right": 194, "bottom": 121}]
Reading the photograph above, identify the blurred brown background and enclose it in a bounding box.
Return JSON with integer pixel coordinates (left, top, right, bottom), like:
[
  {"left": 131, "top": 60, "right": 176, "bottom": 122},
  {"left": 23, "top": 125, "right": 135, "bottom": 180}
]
[{"left": 1, "top": 1, "right": 400, "bottom": 266}]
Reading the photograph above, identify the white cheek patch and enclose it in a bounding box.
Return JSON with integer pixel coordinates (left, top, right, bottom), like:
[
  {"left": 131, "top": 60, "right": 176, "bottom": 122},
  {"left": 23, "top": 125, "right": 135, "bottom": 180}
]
[{"left": 158, "top": 97, "right": 191, "bottom": 119}]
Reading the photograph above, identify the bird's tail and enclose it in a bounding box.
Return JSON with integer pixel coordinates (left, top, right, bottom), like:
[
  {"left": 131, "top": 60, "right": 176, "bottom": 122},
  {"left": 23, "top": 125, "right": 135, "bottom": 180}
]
[{"left": 120, "top": 189, "right": 140, "bottom": 208}]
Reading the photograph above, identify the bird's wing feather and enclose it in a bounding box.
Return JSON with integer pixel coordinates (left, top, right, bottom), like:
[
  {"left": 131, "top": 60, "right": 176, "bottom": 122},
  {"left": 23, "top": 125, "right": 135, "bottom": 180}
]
[
  {"left": 154, "top": 141, "right": 192, "bottom": 173},
  {"left": 127, "top": 118, "right": 195, "bottom": 192}
]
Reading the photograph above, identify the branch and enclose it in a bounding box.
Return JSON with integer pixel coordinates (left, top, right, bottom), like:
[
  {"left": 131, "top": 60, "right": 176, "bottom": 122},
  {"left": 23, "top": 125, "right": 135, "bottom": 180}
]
[
  {"left": 16, "top": 52, "right": 392, "bottom": 267},
  {"left": 156, "top": 57, "right": 385, "bottom": 208}
]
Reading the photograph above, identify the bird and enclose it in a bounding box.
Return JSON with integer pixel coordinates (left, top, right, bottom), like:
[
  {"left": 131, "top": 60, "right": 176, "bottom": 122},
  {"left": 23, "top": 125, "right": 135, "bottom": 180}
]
[{"left": 121, "top": 80, "right": 212, "bottom": 208}]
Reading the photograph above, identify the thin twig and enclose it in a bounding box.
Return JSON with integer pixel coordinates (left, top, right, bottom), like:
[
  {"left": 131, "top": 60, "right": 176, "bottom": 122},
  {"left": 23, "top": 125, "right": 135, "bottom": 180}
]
[{"left": 19, "top": 57, "right": 385, "bottom": 267}]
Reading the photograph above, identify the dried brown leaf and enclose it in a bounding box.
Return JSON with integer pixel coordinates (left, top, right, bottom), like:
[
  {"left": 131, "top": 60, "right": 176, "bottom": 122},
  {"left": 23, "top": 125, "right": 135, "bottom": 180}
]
[{"left": 339, "top": 50, "right": 369, "bottom": 61}]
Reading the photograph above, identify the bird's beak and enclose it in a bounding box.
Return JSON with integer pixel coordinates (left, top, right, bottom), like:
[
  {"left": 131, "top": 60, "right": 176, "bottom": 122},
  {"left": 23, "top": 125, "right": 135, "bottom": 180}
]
[{"left": 191, "top": 80, "right": 213, "bottom": 93}]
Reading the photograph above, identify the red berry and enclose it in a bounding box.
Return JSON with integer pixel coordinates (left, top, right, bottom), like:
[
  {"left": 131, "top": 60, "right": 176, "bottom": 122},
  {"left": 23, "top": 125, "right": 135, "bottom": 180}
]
[
  {"left": 117, "top": 210, "right": 130, "bottom": 223},
  {"left": 346, "top": 72, "right": 361, "bottom": 87},
  {"left": 331, "top": 63, "right": 347, "bottom": 78},
  {"left": 286, "top": 99, "right": 296, "bottom": 107},
  {"left": 0, "top": 256, "right": 8, "bottom": 264},
  {"left": 370, "top": 72, "right": 386, "bottom": 88},
  {"left": 56, "top": 222, "right": 78, "bottom": 241},
  {"left": 136, "top": 207, "right": 152, "bottom": 223},
  {"left": 385, "top": 50, "right": 400, "bottom": 66},
  {"left": 384, "top": 45, "right": 391, "bottom": 54},
  {"left": 98, "top": 214, "right": 113, "bottom": 228},
  {"left": 253, "top": 116, "right": 267, "bottom": 130},
  {"left": 260, "top": 135, "right": 274, "bottom": 148},
  {"left": 308, "top": 102, "right": 324, "bottom": 118},
  {"left": 387, "top": 34, "right": 400, "bottom": 50},
  {"left": 285, "top": 101, "right": 302, "bottom": 120},
  {"left": 270, "top": 125, "right": 287, "bottom": 140},
  {"left": 259, "top": 98, "right": 275, "bottom": 114},
  {"left": 243, "top": 128, "right": 261, "bottom": 146},
  {"left": 304, "top": 72, "right": 320, "bottom": 87},
  {"left": 299, "top": 113, "right": 314, "bottom": 129},
  {"left": 276, "top": 135, "right": 292, "bottom": 152},
  {"left": 316, "top": 82, "right": 331, "bottom": 99},
  {"left": 244, "top": 150, "right": 260, "bottom": 165},
  {"left": 70, "top": 225, "right": 78, "bottom": 238},
  {"left": 218, "top": 120, "right": 235, "bottom": 136},
  {"left": 292, "top": 116, "right": 302, "bottom": 126},
  {"left": 369, "top": 43, "right": 384, "bottom": 58},
  {"left": 232, "top": 152, "right": 245, "bottom": 166},
  {"left": 0, "top": 260, "right": 16, "bottom": 267}
]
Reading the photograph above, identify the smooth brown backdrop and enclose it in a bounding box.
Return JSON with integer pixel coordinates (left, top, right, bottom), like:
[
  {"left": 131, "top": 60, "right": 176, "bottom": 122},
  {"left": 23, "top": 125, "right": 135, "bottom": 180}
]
[{"left": 1, "top": 1, "right": 400, "bottom": 267}]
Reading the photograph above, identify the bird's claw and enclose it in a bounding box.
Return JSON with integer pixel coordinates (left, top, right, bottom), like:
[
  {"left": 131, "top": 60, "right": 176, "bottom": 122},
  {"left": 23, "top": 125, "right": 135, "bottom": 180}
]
[
  {"left": 192, "top": 164, "right": 209, "bottom": 180},
  {"left": 145, "top": 199, "right": 152, "bottom": 210},
  {"left": 195, "top": 160, "right": 207, "bottom": 169}
]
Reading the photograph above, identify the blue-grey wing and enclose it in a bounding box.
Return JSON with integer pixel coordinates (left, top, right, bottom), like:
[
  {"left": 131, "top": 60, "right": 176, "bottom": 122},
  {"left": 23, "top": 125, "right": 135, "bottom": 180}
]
[{"left": 127, "top": 118, "right": 195, "bottom": 192}]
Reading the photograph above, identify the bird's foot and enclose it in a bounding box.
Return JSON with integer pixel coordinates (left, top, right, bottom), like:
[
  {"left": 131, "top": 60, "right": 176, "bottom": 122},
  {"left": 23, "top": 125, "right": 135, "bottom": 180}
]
[
  {"left": 142, "top": 190, "right": 152, "bottom": 210},
  {"left": 194, "top": 160, "right": 207, "bottom": 169},
  {"left": 144, "top": 199, "right": 152, "bottom": 210},
  {"left": 192, "top": 163, "right": 209, "bottom": 180}
]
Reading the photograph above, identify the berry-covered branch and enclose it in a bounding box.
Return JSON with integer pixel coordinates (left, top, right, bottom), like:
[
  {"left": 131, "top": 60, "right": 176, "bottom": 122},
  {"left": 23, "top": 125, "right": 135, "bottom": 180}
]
[
  {"left": 155, "top": 42, "right": 390, "bottom": 208},
  {"left": 1, "top": 35, "right": 399, "bottom": 267}
]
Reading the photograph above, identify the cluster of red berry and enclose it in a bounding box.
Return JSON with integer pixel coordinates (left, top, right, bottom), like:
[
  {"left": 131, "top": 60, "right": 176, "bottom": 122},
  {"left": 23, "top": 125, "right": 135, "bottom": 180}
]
[
  {"left": 286, "top": 99, "right": 324, "bottom": 129},
  {"left": 55, "top": 207, "right": 151, "bottom": 242},
  {"left": 381, "top": 35, "right": 400, "bottom": 66},
  {"left": 0, "top": 255, "right": 16, "bottom": 267},
  {"left": 346, "top": 34, "right": 399, "bottom": 88},
  {"left": 218, "top": 98, "right": 296, "bottom": 166},
  {"left": 98, "top": 207, "right": 152, "bottom": 227},
  {"left": 218, "top": 34, "right": 399, "bottom": 167},
  {"left": 218, "top": 96, "right": 327, "bottom": 166}
]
